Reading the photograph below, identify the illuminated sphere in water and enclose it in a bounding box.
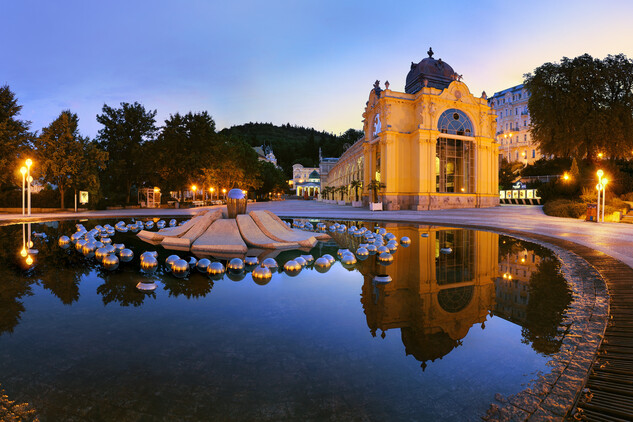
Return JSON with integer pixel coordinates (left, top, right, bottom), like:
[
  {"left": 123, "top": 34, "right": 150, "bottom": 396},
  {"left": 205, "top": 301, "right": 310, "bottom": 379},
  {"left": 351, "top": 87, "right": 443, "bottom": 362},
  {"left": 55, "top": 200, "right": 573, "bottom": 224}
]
[
  {"left": 314, "top": 257, "right": 331, "bottom": 273},
  {"left": 337, "top": 248, "right": 350, "bottom": 259},
  {"left": 113, "top": 243, "right": 125, "bottom": 253},
  {"left": 227, "top": 258, "right": 245, "bottom": 274},
  {"left": 207, "top": 261, "right": 225, "bottom": 276},
  {"left": 70, "top": 232, "right": 82, "bottom": 243},
  {"left": 156, "top": 220, "right": 166, "bottom": 229},
  {"left": 75, "top": 238, "right": 88, "bottom": 252},
  {"left": 58, "top": 236, "right": 71, "bottom": 249},
  {"left": 106, "top": 228, "right": 115, "bottom": 236},
  {"left": 188, "top": 256, "right": 197, "bottom": 269},
  {"left": 322, "top": 254, "right": 335, "bottom": 264},
  {"left": 169, "top": 219, "right": 177, "bottom": 227},
  {"left": 294, "top": 256, "right": 307, "bottom": 267},
  {"left": 172, "top": 259, "right": 190, "bottom": 278},
  {"left": 378, "top": 228, "right": 387, "bottom": 235},
  {"left": 100, "top": 237, "right": 112, "bottom": 245},
  {"left": 262, "top": 258, "right": 278, "bottom": 270},
  {"left": 82, "top": 242, "right": 97, "bottom": 257},
  {"left": 196, "top": 258, "right": 211, "bottom": 273},
  {"left": 341, "top": 252, "right": 357, "bottom": 265},
  {"left": 301, "top": 254, "right": 314, "bottom": 264},
  {"left": 244, "top": 256, "right": 259, "bottom": 267},
  {"left": 102, "top": 254, "right": 119, "bottom": 271},
  {"left": 145, "top": 221, "right": 154, "bottom": 229},
  {"left": 377, "top": 245, "right": 390, "bottom": 254},
  {"left": 140, "top": 255, "right": 158, "bottom": 273},
  {"left": 136, "top": 221, "right": 144, "bottom": 230},
  {"left": 366, "top": 244, "right": 378, "bottom": 255},
  {"left": 387, "top": 242, "right": 398, "bottom": 253},
  {"left": 119, "top": 248, "right": 134, "bottom": 262},
  {"left": 165, "top": 255, "right": 180, "bottom": 272},
  {"left": 373, "top": 274, "right": 392, "bottom": 284},
  {"left": 95, "top": 247, "right": 111, "bottom": 262},
  {"left": 400, "top": 237, "right": 411, "bottom": 246},
  {"left": 377, "top": 252, "right": 394, "bottom": 265},
  {"left": 252, "top": 265, "right": 272, "bottom": 282},
  {"left": 283, "top": 259, "right": 302, "bottom": 277},
  {"left": 385, "top": 233, "right": 396, "bottom": 241},
  {"left": 141, "top": 251, "right": 158, "bottom": 262},
  {"left": 356, "top": 247, "right": 369, "bottom": 260}
]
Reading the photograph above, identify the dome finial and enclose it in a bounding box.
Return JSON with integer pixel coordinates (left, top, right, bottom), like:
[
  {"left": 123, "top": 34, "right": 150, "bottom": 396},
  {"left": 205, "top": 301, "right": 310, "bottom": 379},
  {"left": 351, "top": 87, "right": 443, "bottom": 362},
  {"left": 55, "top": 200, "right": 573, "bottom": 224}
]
[{"left": 427, "top": 47, "right": 434, "bottom": 58}]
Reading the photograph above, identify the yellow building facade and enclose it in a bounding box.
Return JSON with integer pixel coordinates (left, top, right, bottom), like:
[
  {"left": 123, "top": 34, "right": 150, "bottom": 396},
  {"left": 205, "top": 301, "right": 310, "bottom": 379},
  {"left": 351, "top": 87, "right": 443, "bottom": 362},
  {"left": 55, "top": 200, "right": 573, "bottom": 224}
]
[{"left": 326, "top": 50, "right": 499, "bottom": 210}]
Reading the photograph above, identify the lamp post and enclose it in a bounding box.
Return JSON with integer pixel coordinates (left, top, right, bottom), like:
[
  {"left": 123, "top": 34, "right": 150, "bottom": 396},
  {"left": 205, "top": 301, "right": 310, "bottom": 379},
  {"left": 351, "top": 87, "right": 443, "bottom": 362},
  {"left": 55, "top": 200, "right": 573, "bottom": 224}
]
[
  {"left": 602, "top": 178, "right": 608, "bottom": 222},
  {"left": 596, "top": 170, "right": 604, "bottom": 222},
  {"left": 20, "top": 166, "right": 26, "bottom": 215},
  {"left": 222, "top": 188, "right": 226, "bottom": 201},
  {"left": 26, "top": 159, "right": 32, "bottom": 216},
  {"left": 210, "top": 187, "right": 214, "bottom": 202},
  {"left": 191, "top": 185, "right": 197, "bottom": 202}
]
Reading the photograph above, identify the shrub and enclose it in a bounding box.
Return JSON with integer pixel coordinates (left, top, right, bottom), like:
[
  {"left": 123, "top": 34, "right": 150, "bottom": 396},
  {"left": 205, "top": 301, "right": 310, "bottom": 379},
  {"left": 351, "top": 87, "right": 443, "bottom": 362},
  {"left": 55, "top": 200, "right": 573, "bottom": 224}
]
[{"left": 543, "top": 199, "right": 587, "bottom": 219}]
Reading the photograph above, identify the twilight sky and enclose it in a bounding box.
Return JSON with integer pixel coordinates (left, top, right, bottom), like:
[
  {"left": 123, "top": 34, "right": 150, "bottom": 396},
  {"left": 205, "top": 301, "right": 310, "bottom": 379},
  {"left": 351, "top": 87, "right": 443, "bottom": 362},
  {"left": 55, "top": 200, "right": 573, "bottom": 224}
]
[{"left": 3, "top": 0, "right": 633, "bottom": 138}]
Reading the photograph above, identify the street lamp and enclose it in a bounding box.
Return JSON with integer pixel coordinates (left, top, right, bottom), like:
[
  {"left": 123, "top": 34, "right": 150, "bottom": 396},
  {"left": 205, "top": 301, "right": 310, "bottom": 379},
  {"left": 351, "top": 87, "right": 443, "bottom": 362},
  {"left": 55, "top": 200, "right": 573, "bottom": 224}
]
[
  {"left": 191, "top": 185, "right": 197, "bottom": 202},
  {"left": 20, "top": 166, "right": 26, "bottom": 215},
  {"left": 25, "top": 158, "right": 33, "bottom": 216},
  {"left": 596, "top": 170, "right": 605, "bottom": 222},
  {"left": 563, "top": 172, "right": 570, "bottom": 182},
  {"left": 209, "top": 187, "right": 214, "bottom": 202},
  {"left": 222, "top": 188, "right": 227, "bottom": 201}
]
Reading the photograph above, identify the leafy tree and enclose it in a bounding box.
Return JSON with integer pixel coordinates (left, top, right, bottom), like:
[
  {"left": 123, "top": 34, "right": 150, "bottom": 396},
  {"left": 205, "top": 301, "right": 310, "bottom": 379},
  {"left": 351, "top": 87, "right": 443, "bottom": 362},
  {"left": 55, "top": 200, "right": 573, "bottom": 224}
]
[
  {"left": 255, "top": 161, "right": 287, "bottom": 199},
  {"left": 0, "top": 85, "right": 32, "bottom": 187},
  {"left": 36, "top": 110, "right": 107, "bottom": 208},
  {"left": 152, "top": 111, "right": 217, "bottom": 193},
  {"left": 524, "top": 54, "right": 633, "bottom": 161},
  {"left": 350, "top": 179, "right": 362, "bottom": 201},
  {"left": 96, "top": 102, "right": 158, "bottom": 204}
]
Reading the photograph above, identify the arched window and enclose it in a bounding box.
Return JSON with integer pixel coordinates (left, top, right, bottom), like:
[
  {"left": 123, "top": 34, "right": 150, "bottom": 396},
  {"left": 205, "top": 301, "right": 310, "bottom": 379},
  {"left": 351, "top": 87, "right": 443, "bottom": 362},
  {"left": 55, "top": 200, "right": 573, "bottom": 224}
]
[{"left": 437, "top": 109, "right": 474, "bottom": 136}]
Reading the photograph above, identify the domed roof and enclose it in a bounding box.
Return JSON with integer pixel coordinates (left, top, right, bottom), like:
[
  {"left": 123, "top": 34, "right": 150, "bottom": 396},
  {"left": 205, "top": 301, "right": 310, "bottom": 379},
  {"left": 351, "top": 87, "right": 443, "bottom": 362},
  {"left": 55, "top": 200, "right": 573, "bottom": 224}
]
[{"left": 405, "top": 48, "right": 457, "bottom": 94}]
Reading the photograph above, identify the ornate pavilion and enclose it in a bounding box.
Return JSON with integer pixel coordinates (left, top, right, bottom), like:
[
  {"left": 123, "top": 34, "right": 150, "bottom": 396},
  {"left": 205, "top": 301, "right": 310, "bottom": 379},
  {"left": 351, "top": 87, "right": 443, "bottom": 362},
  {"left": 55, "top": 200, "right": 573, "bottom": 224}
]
[{"left": 325, "top": 49, "right": 499, "bottom": 210}]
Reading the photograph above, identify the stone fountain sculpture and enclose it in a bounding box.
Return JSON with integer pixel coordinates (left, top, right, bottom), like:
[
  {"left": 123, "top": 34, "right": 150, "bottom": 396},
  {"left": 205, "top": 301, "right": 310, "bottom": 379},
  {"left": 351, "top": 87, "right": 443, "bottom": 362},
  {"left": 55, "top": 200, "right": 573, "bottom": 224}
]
[{"left": 138, "top": 189, "right": 330, "bottom": 258}]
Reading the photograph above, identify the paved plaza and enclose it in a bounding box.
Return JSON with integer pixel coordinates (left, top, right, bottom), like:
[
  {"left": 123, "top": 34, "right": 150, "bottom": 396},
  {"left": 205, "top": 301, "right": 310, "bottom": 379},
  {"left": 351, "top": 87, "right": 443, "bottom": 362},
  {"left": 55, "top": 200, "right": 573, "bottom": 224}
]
[{"left": 2, "top": 200, "right": 633, "bottom": 269}]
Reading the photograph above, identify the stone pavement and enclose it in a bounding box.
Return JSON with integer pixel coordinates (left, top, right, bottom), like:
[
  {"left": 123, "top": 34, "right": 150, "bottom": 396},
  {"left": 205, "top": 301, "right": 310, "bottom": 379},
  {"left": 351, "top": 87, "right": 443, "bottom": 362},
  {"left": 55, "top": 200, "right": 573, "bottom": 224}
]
[{"left": 2, "top": 200, "right": 633, "bottom": 269}]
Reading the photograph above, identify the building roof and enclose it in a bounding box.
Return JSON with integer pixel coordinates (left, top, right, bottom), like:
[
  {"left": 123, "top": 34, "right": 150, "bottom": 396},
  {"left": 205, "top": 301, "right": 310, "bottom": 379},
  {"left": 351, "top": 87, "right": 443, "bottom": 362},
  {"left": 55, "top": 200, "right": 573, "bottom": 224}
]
[
  {"left": 308, "top": 170, "right": 320, "bottom": 179},
  {"left": 490, "top": 84, "right": 525, "bottom": 100},
  {"left": 405, "top": 48, "right": 457, "bottom": 94}
]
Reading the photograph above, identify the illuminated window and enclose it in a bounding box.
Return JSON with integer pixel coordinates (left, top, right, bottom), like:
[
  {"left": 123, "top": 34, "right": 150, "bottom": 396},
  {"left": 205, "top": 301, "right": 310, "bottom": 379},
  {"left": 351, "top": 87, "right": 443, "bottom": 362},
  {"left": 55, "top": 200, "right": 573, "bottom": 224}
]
[
  {"left": 436, "top": 138, "right": 474, "bottom": 193},
  {"left": 437, "top": 109, "right": 474, "bottom": 136}
]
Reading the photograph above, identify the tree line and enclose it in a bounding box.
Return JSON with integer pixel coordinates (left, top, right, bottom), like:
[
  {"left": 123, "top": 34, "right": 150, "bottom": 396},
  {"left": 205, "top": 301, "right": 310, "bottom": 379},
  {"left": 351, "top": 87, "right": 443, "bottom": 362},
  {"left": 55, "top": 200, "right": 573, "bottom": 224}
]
[{"left": 0, "top": 85, "right": 294, "bottom": 208}]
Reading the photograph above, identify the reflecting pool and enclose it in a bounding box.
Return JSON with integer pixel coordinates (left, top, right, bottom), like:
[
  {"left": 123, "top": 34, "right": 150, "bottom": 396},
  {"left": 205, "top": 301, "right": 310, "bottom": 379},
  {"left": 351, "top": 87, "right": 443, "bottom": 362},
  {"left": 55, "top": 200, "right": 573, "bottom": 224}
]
[{"left": 0, "top": 219, "right": 573, "bottom": 421}]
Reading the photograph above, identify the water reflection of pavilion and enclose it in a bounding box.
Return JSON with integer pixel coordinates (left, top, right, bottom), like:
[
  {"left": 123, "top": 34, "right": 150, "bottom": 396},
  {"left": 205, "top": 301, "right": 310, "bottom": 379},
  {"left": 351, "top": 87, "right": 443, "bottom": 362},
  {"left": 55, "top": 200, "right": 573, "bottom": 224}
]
[{"left": 358, "top": 225, "right": 498, "bottom": 370}]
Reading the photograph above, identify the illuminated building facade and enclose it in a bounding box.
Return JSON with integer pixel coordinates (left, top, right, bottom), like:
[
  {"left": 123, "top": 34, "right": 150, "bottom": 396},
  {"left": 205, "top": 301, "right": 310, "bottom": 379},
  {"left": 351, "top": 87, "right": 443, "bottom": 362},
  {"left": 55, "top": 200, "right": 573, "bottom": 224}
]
[
  {"left": 325, "top": 49, "right": 499, "bottom": 210},
  {"left": 488, "top": 84, "right": 543, "bottom": 165}
]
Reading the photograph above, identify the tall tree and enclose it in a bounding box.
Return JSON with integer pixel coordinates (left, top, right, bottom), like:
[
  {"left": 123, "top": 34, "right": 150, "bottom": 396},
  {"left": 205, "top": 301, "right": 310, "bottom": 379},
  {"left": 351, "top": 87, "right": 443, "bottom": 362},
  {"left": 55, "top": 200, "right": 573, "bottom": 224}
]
[
  {"left": 96, "top": 102, "right": 157, "bottom": 203},
  {"left": 0, "top": 85, "right": 32, "bottom": 186},
  {"left": 525, "top": 54, "right": 633, "bottom": 161},
  {"left": 36, "top": 110, "right": 107, "bottom": 208},
  {"left": 152, "top": 111, "right": 217, "bottom": 192}
]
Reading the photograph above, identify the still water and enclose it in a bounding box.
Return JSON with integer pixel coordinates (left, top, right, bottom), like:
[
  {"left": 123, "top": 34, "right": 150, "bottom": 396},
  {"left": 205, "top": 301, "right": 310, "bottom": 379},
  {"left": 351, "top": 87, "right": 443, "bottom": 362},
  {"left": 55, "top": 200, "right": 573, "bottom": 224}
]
[{"left": 0, "top": 219, "right": 572, "bottom": 421}]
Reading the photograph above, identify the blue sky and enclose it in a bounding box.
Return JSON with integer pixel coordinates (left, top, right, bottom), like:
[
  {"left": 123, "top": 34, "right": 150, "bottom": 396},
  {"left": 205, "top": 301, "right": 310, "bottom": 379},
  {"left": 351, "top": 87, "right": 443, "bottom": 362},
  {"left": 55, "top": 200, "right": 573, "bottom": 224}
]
[{"left": 3, "top": 0, "right": 633, "bottom": 138}]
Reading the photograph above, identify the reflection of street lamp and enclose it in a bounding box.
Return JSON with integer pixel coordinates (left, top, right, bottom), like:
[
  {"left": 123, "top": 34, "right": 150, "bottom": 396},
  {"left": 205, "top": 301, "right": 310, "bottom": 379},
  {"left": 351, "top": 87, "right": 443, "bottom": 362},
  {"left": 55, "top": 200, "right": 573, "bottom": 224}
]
[{"left": 20, "top": 166, "right": 26, "bottom": 215}]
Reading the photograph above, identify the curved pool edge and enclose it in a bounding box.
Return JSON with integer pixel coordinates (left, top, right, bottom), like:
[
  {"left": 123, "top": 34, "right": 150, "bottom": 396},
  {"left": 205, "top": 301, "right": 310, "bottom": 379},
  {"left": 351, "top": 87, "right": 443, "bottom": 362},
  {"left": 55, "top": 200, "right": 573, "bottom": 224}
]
[{"left": 286, "top": 215, "right": 613, "bottom": 421}]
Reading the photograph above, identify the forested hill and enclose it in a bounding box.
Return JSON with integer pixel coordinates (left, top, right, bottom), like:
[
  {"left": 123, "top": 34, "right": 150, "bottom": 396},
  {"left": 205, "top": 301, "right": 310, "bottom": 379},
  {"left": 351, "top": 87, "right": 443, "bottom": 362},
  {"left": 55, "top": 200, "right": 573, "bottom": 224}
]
[{"left": 220, "top": 123, "right": 363, "bottom": 177}]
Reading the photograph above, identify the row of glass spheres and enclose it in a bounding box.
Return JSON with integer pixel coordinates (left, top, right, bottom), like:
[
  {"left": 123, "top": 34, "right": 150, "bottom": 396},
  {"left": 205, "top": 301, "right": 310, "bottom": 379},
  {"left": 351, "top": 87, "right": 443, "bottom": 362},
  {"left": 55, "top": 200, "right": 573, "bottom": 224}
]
[{"left": 56, "top": 219, "right": 415, "bottom": 288}]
